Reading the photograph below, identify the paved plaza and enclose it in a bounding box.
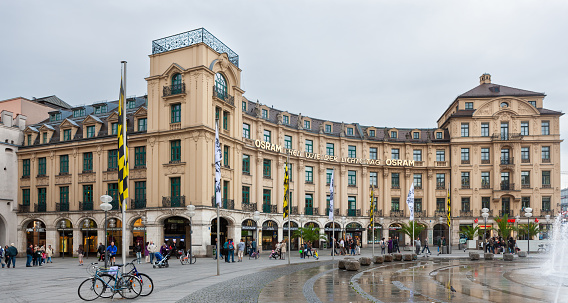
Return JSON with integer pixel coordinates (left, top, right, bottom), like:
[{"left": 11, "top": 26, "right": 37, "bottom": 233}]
[{"left": 0, "top": 248, "right": 564, "bottom": 302}]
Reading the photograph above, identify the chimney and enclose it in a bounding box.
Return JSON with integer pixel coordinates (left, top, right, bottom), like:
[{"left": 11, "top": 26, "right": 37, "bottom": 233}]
[
  {"left": 16, "top": 114, "right": 27, "bottom": 130},
  {"left": 480, "top": 73, "right": 491, "bottom": 85},
  {"left": 1, "top": 111, "right": 13, "bottom": 127}
]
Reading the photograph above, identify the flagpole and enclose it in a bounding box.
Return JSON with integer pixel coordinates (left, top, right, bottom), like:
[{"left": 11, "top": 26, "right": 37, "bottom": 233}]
[
  {"left": 372, "top": 186, "right": 375, "bottom": 258},
  {"left": 287, "top": 155, "right": 291, "bottom": 265},
  {"left": 331, "top": 170, "right": 335, "bottom": 261},
  {"left": 121, "top": 61, "right": 127, "bottom": 268},
  {"left": 215, "top": 118, "right": 220, "bottom": 276}
]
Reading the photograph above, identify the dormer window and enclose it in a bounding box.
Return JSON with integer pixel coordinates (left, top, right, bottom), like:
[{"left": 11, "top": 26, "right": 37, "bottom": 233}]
[
  {"left": 369, "top": 129, "right": 375, "bottom": 137},
  {"left": 529, "top": 101, "right": 536, "bottom": 107},
  {"left": 347, "top": 127, "right": 354, "bottom": 136},
  {"left": 94, "top": 104, "right": 107, "bottom": 114},
  {"left": 436, "top": 132, "right": 443, "bottom": 139},
  {"left": 283, "top": 115, "right": 289, "bottom": 125},
  {"left": 413, "top": 132, "right": 420, "bottom": 139},
  {"left": 73, "top": 108, "right": 85, "bottom": 118},
  {"left": 465, "top": 102, "right": 473, "bottom": 110},
  {"left": 325, "top": 124, "right": 332, "bottom": 133},
  {"left": 111, "top": 122, "right": 118, "bottom": 135},
  {"left": 262, "top": 109, "right": 268, "bottom": 119},
  {"left": 304, "top": 120, "right": 311, "bottom": 129},
  {"left": 242, "top": 101, "right": 247, "bottom": 111},
  {"left": 27, "top": 134, "right": 32, "bottom": 146},
  {"left": 390, "top": 131, "right": 397, "bottom": 139},
  {"left": 63, "top": 129, "right": 72, "bottom": 141},
  {"left": 127, "top": 99, "right": 136, "bottom": 109},
  {"left": 86, "top": 125, "right": 96, "bottom": 138},
  {"left": 49, "top": 113, "right": 61, "bottom": 122},
  {"left": 42, "top": 132, "right": 48, "bottom": 144}
]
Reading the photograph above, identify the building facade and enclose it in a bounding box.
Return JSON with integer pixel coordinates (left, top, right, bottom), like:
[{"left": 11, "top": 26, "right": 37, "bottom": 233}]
[{"left": 14, "top": 28, "right": 563, "bottom": 256}]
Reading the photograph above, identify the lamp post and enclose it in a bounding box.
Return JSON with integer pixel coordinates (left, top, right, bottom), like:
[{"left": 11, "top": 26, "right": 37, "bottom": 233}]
[
  {"left": 299, "top": 214, "right": 306, "bottom": 249},
  {"left": 341, "top": 216, "right": 346, "bottom": 242},
  {"left": 524, "top": 208, "right": 532, "bottom": 254},
  {"left": 515, "top": 215, "right": 520, "bottom": 240},
  {"left": 481, "top": 208, "right": 489, "bottom": 253},
  {"left": 141, "top": 216, "right": 147, "bottom": 255},
  {"left": 83, "top": 219, "right": 91, "bottom": 259},
  {"left": 379, "top": 218, "right": 384, "bottom": 253},
  {"left": 100, "top": 195, "right": 112, "bottom": 268},
  {"left": 545, "top": 214, "right": 551, "bottom": 239},
  {"left": 60, "top": 220, "right": 67, "bottom": 258},
  {"left": 186, "top": 205, "right": 195, "bottom": 255},
  {"left": 253, "top": 211, "right": 260, "bottom": 253},
  {"left": 438, "top": 216, "right": 444, "bottom": 253}
]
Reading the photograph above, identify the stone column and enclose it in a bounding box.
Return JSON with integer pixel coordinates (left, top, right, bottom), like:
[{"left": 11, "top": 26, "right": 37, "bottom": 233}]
[
  {"left": 72, "top": 228, "right": 81, "bottom": 257},
  {"left": 256, "top": 154, "right": 263, "bottom": 212}
]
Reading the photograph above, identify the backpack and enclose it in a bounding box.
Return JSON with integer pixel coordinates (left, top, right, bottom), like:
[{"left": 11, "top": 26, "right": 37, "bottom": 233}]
[{"left": 380, "top": 241, "right": 386, "bottom": 249}]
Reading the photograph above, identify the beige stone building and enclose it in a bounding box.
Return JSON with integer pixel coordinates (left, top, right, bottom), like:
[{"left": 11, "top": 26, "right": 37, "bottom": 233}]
[{"left": 14, "top": 28, "right": 563, "bottom": 256}]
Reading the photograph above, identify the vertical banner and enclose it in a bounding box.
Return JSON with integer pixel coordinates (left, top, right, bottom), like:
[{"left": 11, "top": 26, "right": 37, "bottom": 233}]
[
  {"left": 117, "top": 74, "right": 128, "bottom": 211},
  {"left": 370, "top": 186, "right": 374, "bottom": 224},
  {"left": 328, "top": 170, "right": 335, "bottom": 221},
  {"left": 283, "top": 162, "right": 289, "bottom": 219},
  {"left": 214, "top": 121, "right": 222, "bottom": 207},
  {"left": 406, "top": 183, "right": 415, "bottom": 221},
  {"left": 447, "top": 189, "right": 451, "bottom": 227}
]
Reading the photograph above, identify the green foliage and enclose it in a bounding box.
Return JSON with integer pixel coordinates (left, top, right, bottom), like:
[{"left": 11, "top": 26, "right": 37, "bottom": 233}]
[
  {"left": 292, "top": 227, "right": 327, "bottom": 244},
  {"left": 460, "top": 225, "right": 480, "bottom": 240},
  {"left": 400, "top": 221, "right": 426, "bottom": 240},
  {"left": 517, "top": 222, "right": 540, "bottom": 239},
  {"left": 493, "top": 214, "right": 515, "bottom": 238}
]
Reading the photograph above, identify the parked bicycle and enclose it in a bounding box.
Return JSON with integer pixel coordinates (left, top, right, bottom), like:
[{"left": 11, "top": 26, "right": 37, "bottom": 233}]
[
  {"left": 178, "top": 249, "right": 197, "bottom": 265},
  {"left": 78, "top": 263, "right": 142, "bottom": 301}
]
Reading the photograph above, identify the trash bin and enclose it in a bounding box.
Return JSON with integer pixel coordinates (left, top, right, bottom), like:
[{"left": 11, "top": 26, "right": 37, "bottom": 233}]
[{"left": 442, "top": 246, "right": 448, "bottom": 254}]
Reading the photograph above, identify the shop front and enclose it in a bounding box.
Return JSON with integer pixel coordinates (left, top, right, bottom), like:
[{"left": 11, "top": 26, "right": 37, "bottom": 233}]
[
  {"left": 80, "top": 219, "right": 97, "bottom": 258},
  {"left": 132, "top": 217, "right": 147, "bottom": 253},
  {"left": 367, "top": 223, "right": 383, "bottom": 244},
  {"left": 107, "top": 218, "right": 123, "bottom": 255},
  {"left": 211, "top": 217, "right": 229, "bottom": 246},
  {"left": 304, "top": 222, "right": 320, "bottom": 248},
  {"left": 57, "top": 219, "right": 73, "bottom": 258},
  {"left": 164, "top": 216, "right": 189, "bottom": 252},
  {"left": 345, "top": 222, "right": 364, "bottom": 244},
  {"left": 241, "top": 219, "right": 257, "bottom": 253},
  {"left": 324, "top": 222, "right": 341, "bottom": 249},
  {"left": 261, "top": 220, "right": 278, "bottom": 250},
  {"left": 388, "top": 223, "right": 405, "bottom": 247},
  {"left": 283, "top": 221, "right": 299, "bottom": 250},
  {"left": 25, "top": 220, "right": 46, "bottom": 248}
]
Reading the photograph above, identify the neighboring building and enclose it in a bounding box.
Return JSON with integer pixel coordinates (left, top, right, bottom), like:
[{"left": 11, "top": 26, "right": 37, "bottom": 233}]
[
  {"left": 0, "top": 96, "right": 70, "bottom": 125},
  {"left": 16, "top": 28, "right": 564, "bottom": 257},
  {"left": 562, "top": 188, "right": 568, "bottom": 212},
  {"left": 0, "top": 110, "right": 27, "bottom": 246}
]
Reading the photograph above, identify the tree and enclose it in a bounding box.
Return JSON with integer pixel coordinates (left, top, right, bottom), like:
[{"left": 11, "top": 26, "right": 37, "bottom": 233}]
[
  {"left": 292, "top": 227, "right": 327, "bottom": 246},
  {"left": 400, "top": 221, "right": 426, "bottom": 243},
  {"left": 493, "top": 214, "right": 515, "bottom": 238},
  {"left": 517, "top": 222, "right": 539, "bottom": 240},
  {"left": 460, "top": 225, "right": 480, "bottom": 240}
]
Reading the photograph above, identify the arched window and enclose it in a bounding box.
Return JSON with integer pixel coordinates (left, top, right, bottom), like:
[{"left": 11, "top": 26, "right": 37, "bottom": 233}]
[
  {"left": 215, "top": 73, "right": 227, "bottom": 100},
  {"left": 171, "top": 73, "right": 182, "bottom": 94}
]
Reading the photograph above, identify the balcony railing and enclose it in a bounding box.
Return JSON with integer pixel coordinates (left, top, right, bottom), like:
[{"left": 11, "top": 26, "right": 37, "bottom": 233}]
[
  {"left": 415, "top": 210, "right": 426, "bottom": 217},
  {"left": 542, "top": 158, "right": 551, "bottom": 163},
  {"left": 262, "top": 204, "right": 277, "bottom": 213},
  {"left": 17, "top": 204, "right": 31, "bottom": 213},
  {"left": 313, "top": 207, "right": 319, "bottom": 215},
  {"left": 521, "top": 183, "right": 530, "bottom": 189},
  {"left": 492, "top": 133, "right": 523, "bottom": 141},
  {"left": 326, "top": 208, "right": 340, "bottom": 216},
  {"left": 347, "top": 209, "right": 361, "bottom": 217},
  {"left": 132, "top": 199, "right": 147, "bottom": 209},
  {"left": 213, "top": 87, "right": 234, "bottom": 106},
  {"left": 500, "top": 157, "right": 514, "bottom": 165},
  {"left": 434, "top": 210, "right": 446, "bottom": 218},
  {"left": 110, "top": 200, "right": 119, "bottom": 211},
  {"left": 80, "top": 201, "right": 93, "bottom": 211},
  {"left": 242, "top": 202, "right": 257, "bottom": 212},
  {"left": 521, "top": 158, "right": 530, "bottom": 163},
  {"left": 35, "top": 203, "right": 46, "bottom": 213},
  {"left": 56, "top": 203, "right": 69, "bottom": 212},
  {"left": 435, "top": 161, "right": 448, "bottom": 167},
  {"left": 461, "top": 182, "right": 470, "bottom": 189},
  {"left": 211, "top": 197, "right": 235, "bottom": 210},
  {"left": 481, "top": 159, "right": 491, "bottom": 164},
  {"left": 460, "top": 210, "right": 473, "bottom": 217},
  {"left": 163, "top": 83, "right": 186, "bottom": 97},
  {"left": 390, "top": 210, "right": 405, "bottom": 217},
  {"left": 291, "top": 206, "right": 298, "bottom": 215},
  {"left": 436, "top": 182, "right": 445, "bottom": 190},
  {"left": 162, "top": 196, "right": 186, "bottom": 208},
  {"left": 481, "top": 182, "right": 491, "bottom": 189},
  {"left": 499, "top": 210, "right": 512, "bottom": 217},
  {"left": 367, "top": 209, "right": 383, "bottom": 217},
  {"left": 541, "top": 210, "right": 554, "bottom": 216},
  {"left": 542, "top": 184, "right": 552, "bottom": 189},
  {"left": 479, "top": 209, "right": 493, "bottom": 217},
  {"left": 461, "top": 159, "right": 470, "bottom": 164},
  {"left": 391, "top": 185, "right": 400, "bottom": 189},
  {"left": 500, "top": 182, "right": 515, "bottom": 191},
  {"left": 305, "top": 206, "right": 313, "bottom": 216}
]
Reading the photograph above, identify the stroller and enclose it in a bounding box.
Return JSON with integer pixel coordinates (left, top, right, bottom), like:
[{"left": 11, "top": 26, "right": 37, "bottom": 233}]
[
  {"left": 269, "top": 249, "right": 280, "bottom": 260},
  {"left": 153, "top": 250, "right": 171, "bottom": 268}
]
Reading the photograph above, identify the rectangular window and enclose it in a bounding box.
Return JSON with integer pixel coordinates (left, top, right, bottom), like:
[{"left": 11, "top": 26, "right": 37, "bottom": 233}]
[
  {"left": 305, "top": 194, "right": 313, "bottom": 215},
  {"left": 370, "top": 172, "right": 378, "bottom": 187},
  {"left": 415, "top": 198, "right": 422, "bottom": 212},
  {"left": 347, "top": 128, "right": 354, "bottom": 136},
  {"left": 542, "top": 171, "right": 551, "bottom": 187},
  {"left": 138, "top": 118, "right": 147, "bottom": 131},
  {"left": 501, "top": 122, "right": 509, "bottom": 140},
  {"left": 170, "top": 177, "right": 181, "bottom": 198},
  {"left": 521, "top": 197, "right": 530, "bottom": 209},
  {"left": 22, "top": 188, "right": 30, "bottom": 206},
  {"left": 326, "top": 143, "right": 334, "bottom": 156},
  {"left": 223, "top": 146, "right": 230, "bottom": 167},
  {"left": 215, "top": 107, "right": 220, "bottom": 120},
  {"left": 171, "top": 104, "right": 181, "bottom": 123},
  {"left": 391, "top": 148, "right": 400, "bottom": 160},
  {"left": 22, "top": 159, "right": 30, "bottom": 177},
  {"left": 86, "top": 125, "right": 95, "bottom": 138},
  {"left": 465, "top": 102, "right": 473, "bottom": 109},
  {"left": 390, "top": 131, "right": 397, "bottom": 139},
  {"left": 521, "top": 147, "right": 530, "bottom": 162},
  {"left": 73, "top": 109, "right": 85, "bottom": 117},
  {"left": 461, "top": 172, "right": 470, "bottom": 188},
  {"left": 521, "top": 121, "right": 529, "bottom": 136},
  {"left": 521, "top": 171, "right": 530, "bottom": 188},
  {"left": 391, "top": 173, "right": 400, "bottom": 188},
  {"left": 348, "top": 196, "right": 356, "bottom": 215},
  {"left": 304, "top": 120, "right": 311, "bottom": 129},
  {"left": 481, "top": 172, "right": 490, "bottom": 188},
  {"left": 369, "top": 147, "right": 377, "bottom": 159},
  {"left": 369, "top": 129, "right": 375, "bottom": 137},
  {"left": 134, "top": 146, "right": 146, "bottom": 167},
  {"left": 108, "top": 149, "right": 118, "bottom": 170},
  {"left": 461, "top": 197, "right": 471, "bottom": 211},
  {"left": 263, "top": 189, "right": 271, "bottom": 210},
  {"left": 83, "top": 185, "right": 93, "bottom": 203},
  {"left": 60, "top": 155, "right": 69, "bottom": 174},
  {"left": 284, "top": 135, "right": 292, "bottom": 149},
  {"left": 436, "top": 198, "right": 445, "bottom": 212},
  {"left": 223, "top": 111, "right": 229, "bottom": 130},
  {"left": 242, "top": 154, "right": 250, "bottom": 174},
  {"left": 286, "top": 163, "right": 293, "bottom": 182},
  {"left": 305, "top": 139, "right": 313, "bottom": 153},
  {"left": 481, "top": 123, "right": 489, "bottom": 137},
  {"left": 436, "top": 150, "right": 445, "bottom": 161},
  {"left": 529, "top": 101, "right": 537, "bottom": 107},
  {"left": 111, "top": 123, "right": 118, "bottom": 135},
  {"left": 481, "top": 148, "right": 490, "bottom": 162},
  {"left": 413, "top": 149, "right": 422, "bottom": 161},
  {"left": 542, "top": 121, "right": 550, "bottom": 135},
  {"left": 242, "top": 123, "right": 250, "bottom": 139},
  {"left": 542, "top": 146, "right": 550, "bottom": 162},
  {"left": 261, "top": 109, "right": 268, "bottom": 119},
  {"left": 461, "top": 123, "right": 469, "bottom": 137},
  {"left": 413, "top": 174, "right": 422, "bottom": 188},
  {"left": 242, "top": 186, "right": 250, "bottom": 204},
  {"left": 242, "top": 101, "right": 247, "bottom": 111},
  {"left": 348, "top": 170, "right": 356, "bottom": 186},
  {"left": 83, "top": 152, "right": 93, "bottom": 172},
  {"left": 481, "top": 197, "right": 491, "bottom": 210},
  {"left": 27, "top": 134, "right": 32, "bottom": 146},
  {"left": 108, "top": 183, "right": 119, "bottom": 209},
  {"left": 391, "top": 198, "right": 400, "bottom": 211},
  {"left": 436, "top": 173, "right": 445, "bottom": 189},
  {"left": 461, "top": 148, "right": 470, "bottom": 162},
  {"left": 42, "top": 132, "right": 47, "bottom": 144},
  {"left": 127, "top": 100, "right": 136, "bottom": 109},
  {"left": 325, "top": 124, "right": 332, "bottom": 133},
  {"left": 37, "top": 188, "right": 47, "bottom": 206},
  {"left": 305, "top": 166, "right": 313, "bottom": 183},
  {"left": 283, "top": 115, "right": 289, "bottom": 125},
  {"left": 263, "top": 159, "right": 271, "bottom": 178},
  {"left": 263, "top": 130, "right": 271, "bottom": 143},
  {"left": 170, "top": 140, "right": 181, "bottom": 162},
  {"left": 135, "top": 181, "right": 146, "bottom": 202},
  {"left": 59, "top": 186, "right": 69, "bottom": 205},
  {"left": 348, "top": 145, "right": 356, "bottom": 158},
  {"left": 38, "top": 157, "right": 46, "bottom": 176},
  {"left": 413, "top": 132, "right": 419, "bottom": 139},
  {"left": 326, "top": 169, "right": 333, "bottom": 185},
  {"left": 436, "top": 132, "right": 443, "bottom": 139},
  {"left": 542, "top": 197, "right": 551, "bottom": 211},
  {"left": 63, "top": 129, "right": 71, "bottom": 141}
]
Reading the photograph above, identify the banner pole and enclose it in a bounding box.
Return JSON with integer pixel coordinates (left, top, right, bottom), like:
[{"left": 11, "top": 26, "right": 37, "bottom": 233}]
[
  {"left": 215, "top": 119, "right": 220, "bottom": 276},
  {"left": 121, "top": 61, "right": 127, "bottom": 268},
  {"left": 287, "top": 155, "right": 291, "bottom": 265}
]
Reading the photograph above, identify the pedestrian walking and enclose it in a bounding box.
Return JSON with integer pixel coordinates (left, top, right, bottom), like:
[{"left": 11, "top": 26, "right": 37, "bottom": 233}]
[
  {"left": 4, "top": 245, "right": 9, "bottom": 267},
  {"left": 77, "top": 245, "right": 84, "bottom": 266},
  {"left": 421, "top": 237, "right": 431, "bottom": 254},
  {"left": 228, "top": 239, "right": 235, "bottom": 263},
  {"left": 7, "top": 243, "right": 17, "bottom": 268},
  {"left": 134, "top": 241, "right": 142, "bottom": 264},
  {"left": 281, "top": 240, "right": 287, "bottom": 260},
  {"left": 394, "top": 237, "right": 401, "bottom": 253},
  {"left": 251, "top": 239, "right": 257, "bottom": 256},
  {"left": 97, "top": 243, "right": 105, "bottom": 262},
  {"left": 107, "top": 242, "right": 118, "bottom": 265},
  {"left": 147, "top": 241, "right": 157, "bottom": 264},
  {"left": 144, "top": 242, "right": 149, "bottom": 263},
  {"left": 387, "top": 237, "right": 393, "bottom": 254},
  {"left": 0, "top": 245, "right": 5, "bottom": 268},
  {"left": 415, "top": 237, "right": 421, "bottom": 255},
  {"left": 46, "top": 245, "right": 54, "bottom": 263},
  {"left": 380, "top": 238, "right": 386, "bottom": 254},
  {"left": 26, "top": 244, "right": 33, "bottom": 267},
  {"left": 237, "top": 239, "right": 245, "bottom": 262}
]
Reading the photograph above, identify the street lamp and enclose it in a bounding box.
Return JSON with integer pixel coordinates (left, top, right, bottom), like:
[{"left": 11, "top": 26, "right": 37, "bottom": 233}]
[
  {"left": 515, "top": 215, "right": 520, "bottom": 240},
  {"left": 253, "top": 211, "right": 260, "bottom": 252},
  {"left": 60, "top": 220, "right": 67, "bottom": 258},
  {"left": 141, "top": 216, "right": 147, "bottom": 254},
  {"left": 341, "top": 216, "right": 346, "bottom": 241},
  {"left": 545, "top": 214, "right": 551, "bottom": 239},
  {"left": 524, "top": 208, "right": 533, "bottom": 254},
  {"left": 83, "top": 219, "right": 91, "bottom": 259},
  {"left": 186, "top": 205, "right": 195, "bottom": 255},
  {"left": 481, "top": 208, "right": 489, "bottom": 253},
  {"left": 378, "top": 217, "right": 384, "bottom": 245},
  {"left": 100, "top": 195, "right": 112, "bottom": 267},
  {"left": 299, "top": 214, "right": 306, "bottom": 248}
]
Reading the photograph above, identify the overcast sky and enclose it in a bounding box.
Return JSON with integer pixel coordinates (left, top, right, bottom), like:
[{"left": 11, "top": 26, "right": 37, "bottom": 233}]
[{"left": 1, "top": 0, "right": 567, "bottom": 187}]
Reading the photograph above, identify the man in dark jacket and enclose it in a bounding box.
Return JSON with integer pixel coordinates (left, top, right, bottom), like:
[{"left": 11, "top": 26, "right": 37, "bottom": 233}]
[
  {"left": 26, "top": 244, "right": 33, "bottom": 267},
  {"left": 97, "top": 243, "right": 105, "bottom": 261},
  {"left": 6, "top": 243, "right": 18, "bottom": 268}
]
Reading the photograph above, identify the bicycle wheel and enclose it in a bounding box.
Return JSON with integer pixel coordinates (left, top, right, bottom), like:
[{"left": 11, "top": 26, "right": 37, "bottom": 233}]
[
  {"left": 117, "top": 275, "right": 142, "bottom": 299},
  {"left": 137, "top": 273, "right": 154, "bottom": 296},
  {"left": 86, "top": 264, "right": 98, "bottom": 276},
  {"left": 190, "top": 255, "right": 196, "bottom": 264},
  {"left": 98, "top": 274, "right": 116, "bottom": 298},
  {"left": 78, "top": 277, "right": 104, "bottom": 301}
]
